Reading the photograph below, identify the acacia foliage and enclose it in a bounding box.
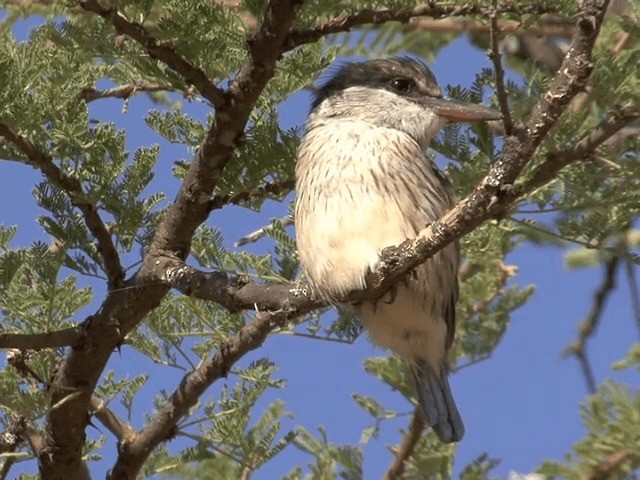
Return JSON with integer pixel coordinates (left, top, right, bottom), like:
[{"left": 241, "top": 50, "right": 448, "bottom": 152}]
[{"left": 0, "top": 0, "right": 638, "bottom": 479}]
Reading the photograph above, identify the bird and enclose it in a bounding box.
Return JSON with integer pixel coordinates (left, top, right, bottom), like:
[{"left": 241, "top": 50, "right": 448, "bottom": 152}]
[{"left": 294, "top": 57, "right": 501, "bottom": 443}]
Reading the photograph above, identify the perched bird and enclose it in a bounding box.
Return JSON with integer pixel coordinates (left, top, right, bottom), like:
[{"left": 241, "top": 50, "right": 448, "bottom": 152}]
[{"left": 294, "top": 57, "right": 500, "bottom": 443}]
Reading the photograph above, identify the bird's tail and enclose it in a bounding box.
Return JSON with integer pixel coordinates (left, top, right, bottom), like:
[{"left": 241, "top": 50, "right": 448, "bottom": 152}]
[{"left": 410, "top": 363, "right": 464, "bottom": 443}]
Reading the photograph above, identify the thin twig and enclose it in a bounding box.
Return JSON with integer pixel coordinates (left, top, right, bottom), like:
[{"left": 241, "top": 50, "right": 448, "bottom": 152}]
[
  {"left": 80, "top": 81, "right": 177, "bottom": 102},
  {"left": 521, "top": 106, "right": 640, "bottom": 195},
  {"left": 466, "top": 263, "right": 517, "bottom": 315},
  {"left": 489, "top": 1, "right": 514, "bottom": 135},
  {"left": 0, "top": 123, "right": 125, "bottom": 289},
  {"left": 511, "top": 218, "right": 639, "bottom": 264},
  {"left": 453, "top": 354, "right": 492, "bottom": 372},
  {"left": 235, "top": 215, "right": 294, "bottom": 247},
  {"left": 78, "top": 0, "right": 227, "bottom": 108},
  {"left": 208, "top": 179, "right": 295, "bottom": 212},
  {"left": 383, "top": 409, "right": 426, "bottom": 480},
  {"left": 625, "top": 261, "right": 640, "bottom": 337},
  {"left": 562, "top": 254, "right": 620, "bottom": 394}
]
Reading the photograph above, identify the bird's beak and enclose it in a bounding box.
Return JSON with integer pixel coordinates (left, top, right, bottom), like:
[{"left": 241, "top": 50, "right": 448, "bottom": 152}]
[{"left": 425, "top": 97, "right": 502, "bottom": 123}]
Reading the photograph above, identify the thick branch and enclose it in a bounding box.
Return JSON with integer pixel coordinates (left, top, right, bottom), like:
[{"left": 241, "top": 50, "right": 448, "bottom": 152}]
[
  {"left": 383, "top": 409, "right": 426, "bottom": 480},
  {"left": 78, "top": 0, "right": 227, "bottom": 109},
  {"left": 134, "top": 16, "right": 627, "bottom": 467},
  {"left": 344, "top": 0, "right": 610, "bottom": 297},
  {"left": 41, "top": 281, "right": 169, "bottom": 479},
  {"left": 162, "top": 261, "right": 322, "bottom": 313},
  {"left": 156, "top": 94, "right": 631, "bottom": 464},
  {"left": 86, "top": 2, "right": 302, "bottom": 478},
  {"left": 0, "top": 123, "right": 124, "bottom": 289},
  {"left": 38, "top": 1, "right": 303, "bottom": 477},
  {"left": 0, "top": 327, "right": 84, "bottom": 350}
]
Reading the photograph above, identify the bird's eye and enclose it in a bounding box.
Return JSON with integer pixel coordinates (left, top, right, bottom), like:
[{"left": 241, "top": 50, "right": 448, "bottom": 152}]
[{"left": 389, "top": 78, "right": 414, "bottom": 94}]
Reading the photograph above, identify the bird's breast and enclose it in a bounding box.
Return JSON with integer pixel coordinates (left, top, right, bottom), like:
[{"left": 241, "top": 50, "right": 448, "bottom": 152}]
[{"left": 294, "top": 121, "right": 454, "bottom": 299}]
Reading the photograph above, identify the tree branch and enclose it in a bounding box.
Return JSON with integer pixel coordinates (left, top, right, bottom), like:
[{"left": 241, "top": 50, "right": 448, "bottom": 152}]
[
  {"left": 6, "top": 331, "right": 124, "bottom": 480},
  {"left": 207, "top": 178, "right": 295, "bottom": 211},
  {"left": 162, "top": 260, "right": 321, "bottom": 313},
  {"left": 0, "top": 417, "right": 27, "bottom": 480},
  {"left": 562, "top": 250, "right": 620, "bottom": 394},
  {"left": 625, "top": 261, "right": 640, "bottom": 337},
  {"left": 78, "top": 0, "right": 227, "bottom": 109},
  {"left": 489, "top": 2, "right": 514, "bottom": 135},
  {"left": 520, "top": 105, "right": 640, "bottom": 194},
  {"left": 0, "top": 327, "right": 84, "bottom": 350},
  {"left": 338, "top": 0, "right": 611, "bottom": 299},
  {"left": 582, "top": 450, "right": 638, "bottom": 480},
  {"left": 382, "top": 409, "right": 426, "bottom": 480},
  {"left": 284, "top": 2, "right": 563, "bottom": 50},
  {"left": 80, "top": 81, "right": 178, "bottom": 102},
  {"left": 0, "top": 123, "right": 124, "bottom": 289},
  {"left": 240, "top": 465, "right": 253, "bottom": 480},
  {"left": 410, "top": 15, "right": 576, "bottom": 38},
  {"left": 89, "top": 396, "right": 137, "bottom": 443},
  {"left": 235, "top": 215, "right": 294, "bottom": 247},
  {"left": 161, "top": 104, "right": 636, "bottom": 347},
  {"left": 108, "top": 311, "right": 282, "bottom": 478}
]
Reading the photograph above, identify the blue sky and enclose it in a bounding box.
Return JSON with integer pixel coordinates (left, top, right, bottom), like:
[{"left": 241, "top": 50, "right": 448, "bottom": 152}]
[{"left": 2, "top": 14, "right": 638, "bottom": 480}]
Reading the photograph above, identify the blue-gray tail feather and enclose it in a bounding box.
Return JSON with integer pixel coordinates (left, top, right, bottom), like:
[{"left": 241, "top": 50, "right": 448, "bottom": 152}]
[{"left": 411, "top": 365, "right": 464, "bottom": 443}]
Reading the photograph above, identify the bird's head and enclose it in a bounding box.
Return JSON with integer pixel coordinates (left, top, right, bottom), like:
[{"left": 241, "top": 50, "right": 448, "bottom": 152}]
[{"left": 309, "top": 57, "right": 501, "bottom": 148}]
